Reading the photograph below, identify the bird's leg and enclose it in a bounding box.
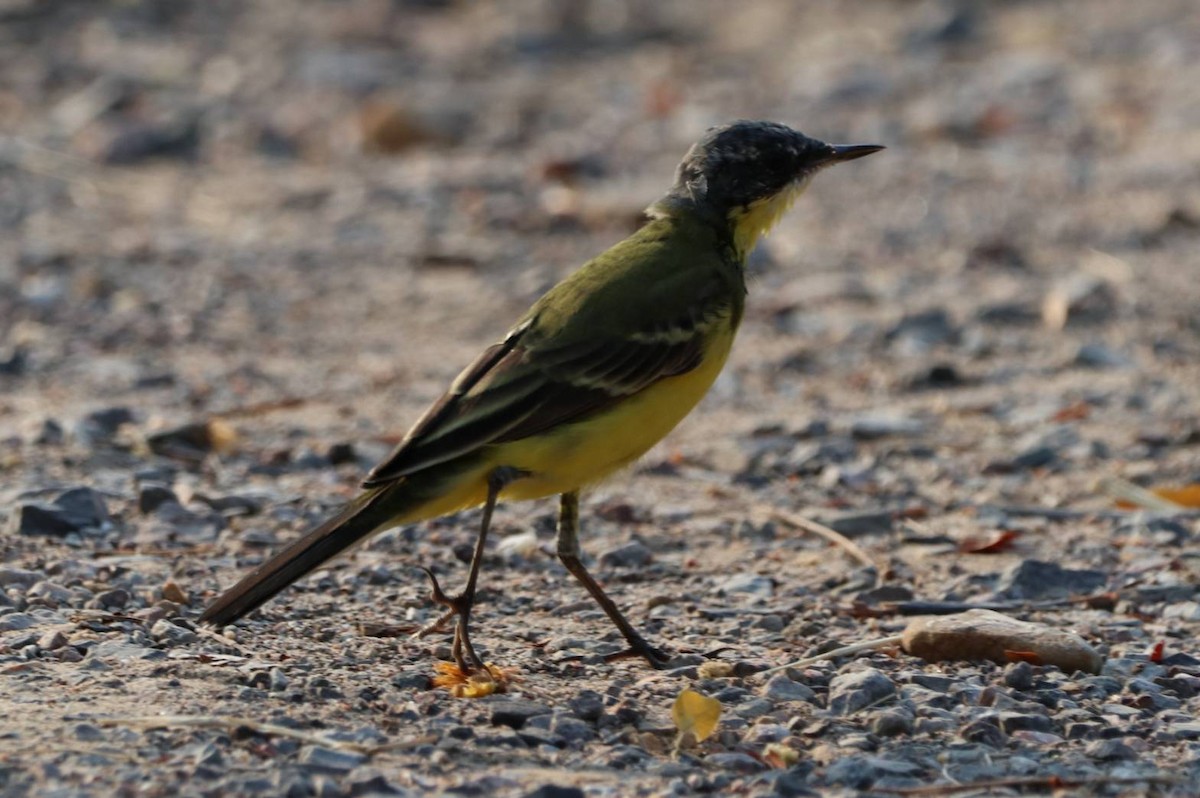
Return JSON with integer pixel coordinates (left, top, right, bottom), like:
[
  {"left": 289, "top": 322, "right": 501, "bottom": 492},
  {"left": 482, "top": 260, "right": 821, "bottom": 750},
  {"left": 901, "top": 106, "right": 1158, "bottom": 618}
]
[
  {"left": 420, "top": 467, "right": 521, "bottom": 673},
  {"left": 555, "top": 490, "right": 671, "bottom": 668}
]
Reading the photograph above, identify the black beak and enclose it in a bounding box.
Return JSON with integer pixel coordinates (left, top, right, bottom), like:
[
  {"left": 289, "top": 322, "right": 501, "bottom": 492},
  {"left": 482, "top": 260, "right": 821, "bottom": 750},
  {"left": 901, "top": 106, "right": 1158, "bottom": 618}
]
[{"left": 827, "top": 144, "right": 885, "bottom": 164}]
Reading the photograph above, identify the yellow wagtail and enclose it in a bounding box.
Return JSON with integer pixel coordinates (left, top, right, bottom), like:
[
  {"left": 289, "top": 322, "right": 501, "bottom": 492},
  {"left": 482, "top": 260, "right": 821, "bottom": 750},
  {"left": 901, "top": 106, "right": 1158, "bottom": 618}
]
[{"left": 200, "top": 121, "right": 882, "bottom": 671}]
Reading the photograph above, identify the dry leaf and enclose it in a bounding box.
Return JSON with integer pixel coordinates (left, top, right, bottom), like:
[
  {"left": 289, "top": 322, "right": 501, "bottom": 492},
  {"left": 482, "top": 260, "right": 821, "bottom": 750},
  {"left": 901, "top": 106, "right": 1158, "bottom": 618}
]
[
  {"left": 672, "top": 689, "right": 721, "bottom": 743},
  {"left": 957, "top": 529, "right": 1021, "bottom": 554},
  {"left": 696, "top": 661, "right": 735, "bottom": 680},
  {"left": 431, "top": 662, "right": 514, "bottom": 698},
  {"left": 762, "top": 742, "right": 800, "bottom": 769}
]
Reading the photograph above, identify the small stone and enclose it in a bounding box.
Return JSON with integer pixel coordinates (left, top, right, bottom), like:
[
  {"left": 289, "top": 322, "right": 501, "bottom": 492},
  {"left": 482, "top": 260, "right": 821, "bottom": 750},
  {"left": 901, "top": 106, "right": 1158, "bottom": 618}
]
[
  {"left": 490, "top": 700, "right": 553, "bottom": 730},
  {"left": 150, "top": 619, "right": 199, "bottom": 645},
  {"left": 706, "top": 752, "right": 764, "bottom": 773},
  {"left": 960, "top": 716, "right": 1006, "bottom": 747},
  {"left": 76, "top": 407, "right": 136, "bottom": 445},
  {"left": 298, "top": 745, "right": 367, "bottom": 773},
  {"left": 996, "top": 561, "right": 1107, "bottom": 601},
  {"left": 567, "top": 690, "right": 604, "bottom": 722},
  {"left": 38, "top": 630, "right": 68, "bottom": 651},
  {"left": 1086, "top": 738, "right": 1137, "bottom": 761},
  {"left": 73, "top": 723, "right": 104, "bottom": 742},
  {"left": 849, "top": 415, "right": 926, "bottom": 439},
  {"left": 391, "top": 672, "right": 432, "bottom": 690},
  {"left": 828, "top": 669, "right": 895, "bottom": 716},
  {"left": 1004, "top": 661, "right": 1035, "bottom": 690},
  {"left": 1074, "top": 343, "right": 1130, "bottom": 369},
  {"left": 27, "top": 581, "right": 73, "bottom": 606},
  {"left": 92, "top": 588, "right": 130, "bottom": 610},
  {"left": 598, "top": 540, "right": 653, "bottom": 569},
  {"left": 138, "top": 484, "right": 179, "bottom": 514},
  {"left": 761, "top": 674, "right": 817, "bottom": 703},
  {"left": 523, "top": 787, "right": 585, "bottom": 798},
  {"left": 161, "top": 581, "right": 189, "bottom": 605},
  {"left": 0, "top": 568, "right": 41, "bottom": 588},
  {"left": 871, "top": 710, "right": 914, "bottom": 737},
  {"left": 269, "top": 668, "right": 290, "bottom": 692},
  {"left": 1170, "top": 722, "right": 1200, "bottom": 740},
  {"left": 549, "top": 715, "right": 595, "bottom": 745},
  {"left": 999, "top": 712, "right": 1054, "bottom": 734},
  {"left": 0, "top": 614, "right": 35, "bottom": 631},
  {"left": 715, "top": 573, "right": 774, "bottom": 597}
]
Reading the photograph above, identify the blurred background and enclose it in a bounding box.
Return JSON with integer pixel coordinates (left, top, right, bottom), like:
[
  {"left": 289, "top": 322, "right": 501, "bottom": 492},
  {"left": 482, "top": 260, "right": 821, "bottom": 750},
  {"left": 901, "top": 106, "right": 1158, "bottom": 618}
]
[{"left": 0, "top": 0, "right": 1197, "bottom": 494}]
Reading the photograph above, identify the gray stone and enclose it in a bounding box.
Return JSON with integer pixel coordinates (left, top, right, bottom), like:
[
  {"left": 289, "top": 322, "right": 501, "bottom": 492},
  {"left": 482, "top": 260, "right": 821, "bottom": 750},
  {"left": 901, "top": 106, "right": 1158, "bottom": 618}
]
[
  {"left": 761, "top": 674, "right": 818, "bottom": 703},
  {"left": 490, "top": 700, "right": 552, "bottom": 729},
  {"left": 871, "top": 710, "right": 914, "bottom": 737},
  {"left": 567, "top": 689, "right": 604, "bottom": 721},
  {"left": 0, "top": 568, "right": 40, "bottom": 588},
  {"left": 828, "top": 668, "right": 895, "bottom": 715},
  {"left": 0, "top": 613, "right": 35, "bottom": 631},
  {"left": 715, "top": 573, "right": 774, "bottom": 597},
  {"left": 151, "top": 619, "right": 199, "bottom": 645},
  {"left": 298, "top": 745, "right": 367, "bottom": 773},
  {"left": 996, "top": 560, "right": 1106, "bottom": 600},
  {"left": 598, "top": 540, "right": 653, "bottom": 569},
  {"left": 524, "top": 787, "right": 585, "bottom": 798},
  {"left": 706, "top": 752, "right": 765, "bottom": 773},
  {"left": 1086, "top": 739, "right": 1137, "bottom": 761}
]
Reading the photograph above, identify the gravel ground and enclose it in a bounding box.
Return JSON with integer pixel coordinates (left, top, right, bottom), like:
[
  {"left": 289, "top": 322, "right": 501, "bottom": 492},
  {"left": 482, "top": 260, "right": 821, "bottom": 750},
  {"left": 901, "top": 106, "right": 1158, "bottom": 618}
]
[{"left": 2, "top": 1, "right": 1200, "bottom": 796}]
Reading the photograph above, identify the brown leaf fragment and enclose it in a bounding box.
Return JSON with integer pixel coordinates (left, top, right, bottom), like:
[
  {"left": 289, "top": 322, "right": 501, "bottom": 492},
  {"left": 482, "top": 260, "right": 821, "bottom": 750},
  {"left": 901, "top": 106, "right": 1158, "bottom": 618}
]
[{"left": 957, "top": 529, "right": 1021, "bottom": 554}]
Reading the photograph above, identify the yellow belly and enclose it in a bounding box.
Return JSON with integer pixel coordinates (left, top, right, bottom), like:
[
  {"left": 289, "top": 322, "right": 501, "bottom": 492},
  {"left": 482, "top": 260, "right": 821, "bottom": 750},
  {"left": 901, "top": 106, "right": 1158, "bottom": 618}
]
[
  {"left": 395, "top": 323, "right": 736, "bottom": 521},
  {"left": 499, "top": 325, "right": 735, "bottom": 500}
]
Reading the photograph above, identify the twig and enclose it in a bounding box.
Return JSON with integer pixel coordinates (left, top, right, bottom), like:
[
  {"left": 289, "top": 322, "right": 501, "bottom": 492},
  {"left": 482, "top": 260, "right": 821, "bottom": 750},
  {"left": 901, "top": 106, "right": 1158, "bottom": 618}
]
[
  {"left": 99, "top": 715, "right": 434, "bottom": 756},
  {"left": 768, "top": 507, "right": 881, "bottom": 576},
  {"left": 756, "top": 635, "right": 904, "bottom": 679},
  {"left": 1098, "top": 476, "right": 1185, "bottom": 512},
  {"left": 873, "top": 773, "right": 1180, "bottom": 796}
]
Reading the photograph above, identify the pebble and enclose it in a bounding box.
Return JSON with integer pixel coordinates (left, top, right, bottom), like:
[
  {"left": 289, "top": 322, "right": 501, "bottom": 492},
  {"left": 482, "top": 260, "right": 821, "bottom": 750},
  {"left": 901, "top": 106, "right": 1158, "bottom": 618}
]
[
  {"left": 297, "top": 745, "right": 366, "bottom": 773},
  {"left": 1004, "top": 661, "right": 1035, "bottom": 690},
  {"left": 598, "top": 540, "right": 653, "bottom": 569},
  {"left": 997, "top": 560, "right": 1107, "bottom": 600},
  {"left": 715, "top": 573, "right": 774, "bottom": 597},
  {"left": 568, "top": 690, "right": 604, "bottom": 722},
  {"left": 761, "top": 674, "right": 818, "bottom": 703},
  {"left": 871, "top": 710, "right": 914, "bottom": 737},
  {"left": 490, "top": 700, "right": 553, "bottom": 730},
  {"left": 524, "top": 786, "right": 585, "bottom": 798},
  {"left": 75, "top": 407, "right": 136, "bottom": 445},
  {"left": 706, "top": 752, "right": 764, "bottom": 773},
  {"left": 0, "top": 568, "right": 41, "bottom": 588},
  {"left": 1086, "top": 738, "right": 1137, "bottom": 761},
  {"left": 138, "top": 484, "right": 179, "bottom": 514},
  {"left": 827, "top": 668, "right": 896, "bottom": 716}
]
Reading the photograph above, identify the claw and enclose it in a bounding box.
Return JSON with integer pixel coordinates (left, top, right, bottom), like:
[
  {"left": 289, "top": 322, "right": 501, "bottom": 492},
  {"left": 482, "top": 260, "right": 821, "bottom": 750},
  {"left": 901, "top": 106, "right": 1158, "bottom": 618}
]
[
  {"left": 418, "top": 566, "right": 454, "bottom": 608},
  {"left": 604, "top": 641, "right": 672, "bottom": 669}
]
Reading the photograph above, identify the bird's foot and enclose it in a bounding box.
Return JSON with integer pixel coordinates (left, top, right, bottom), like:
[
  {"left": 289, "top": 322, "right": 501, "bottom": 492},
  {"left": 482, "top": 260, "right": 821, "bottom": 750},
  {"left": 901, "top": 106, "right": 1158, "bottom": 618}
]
[
  {"left": 604, "top": 638, "right": 672, "bottom": 669},
  {"left": 416, "top": 567, "right": 485, "bottom": 673}
]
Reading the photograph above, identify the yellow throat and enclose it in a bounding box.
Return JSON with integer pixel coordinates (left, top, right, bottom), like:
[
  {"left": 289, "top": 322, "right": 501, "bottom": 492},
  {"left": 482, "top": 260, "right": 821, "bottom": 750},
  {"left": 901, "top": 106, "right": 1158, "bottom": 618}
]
[{"left": 728, "top": 178, "right": 810, "bottom": 260}]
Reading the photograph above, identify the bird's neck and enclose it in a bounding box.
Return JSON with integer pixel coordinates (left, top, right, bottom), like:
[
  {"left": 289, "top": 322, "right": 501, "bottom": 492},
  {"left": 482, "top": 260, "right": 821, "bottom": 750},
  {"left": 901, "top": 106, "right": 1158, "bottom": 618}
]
[{"left": 648, "top": 181, "right": 809, "bottom": 264}]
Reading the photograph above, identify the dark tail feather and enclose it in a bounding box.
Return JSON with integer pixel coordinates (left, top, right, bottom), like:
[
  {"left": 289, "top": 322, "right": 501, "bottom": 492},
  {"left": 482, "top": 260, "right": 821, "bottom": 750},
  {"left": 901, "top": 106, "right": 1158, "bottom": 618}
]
[{"left": 199, "top": 488, "right": 396, "bottom": 627}]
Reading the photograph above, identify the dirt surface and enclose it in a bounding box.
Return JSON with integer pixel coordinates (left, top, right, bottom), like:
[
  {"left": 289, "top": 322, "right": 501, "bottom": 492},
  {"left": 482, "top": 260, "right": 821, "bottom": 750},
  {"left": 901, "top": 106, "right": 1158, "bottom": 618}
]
[{"left": 2, "top": 1, "right": 1200, "bottom": 796}]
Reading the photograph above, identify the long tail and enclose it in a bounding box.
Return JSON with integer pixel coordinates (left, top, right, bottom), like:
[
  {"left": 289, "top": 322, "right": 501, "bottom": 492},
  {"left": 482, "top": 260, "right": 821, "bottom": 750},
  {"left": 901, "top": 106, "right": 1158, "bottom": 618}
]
[{"left": 199, "top": 487, "right": 402, "bottom": 627}]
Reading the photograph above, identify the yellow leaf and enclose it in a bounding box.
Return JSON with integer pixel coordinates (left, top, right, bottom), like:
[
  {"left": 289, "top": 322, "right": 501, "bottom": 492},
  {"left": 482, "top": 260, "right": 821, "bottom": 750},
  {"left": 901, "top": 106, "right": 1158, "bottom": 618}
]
[
  {"left": 672, "top": 689, "right": 721, "bottom": 742},
  {"left": 431, "top": 662, "right": 515, "bottom": 698}
]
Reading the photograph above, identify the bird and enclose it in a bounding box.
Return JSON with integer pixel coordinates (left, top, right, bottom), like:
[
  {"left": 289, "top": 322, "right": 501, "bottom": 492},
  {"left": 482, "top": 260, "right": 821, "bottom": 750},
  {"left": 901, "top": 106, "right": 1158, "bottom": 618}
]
[{"left": 199, "top": 120, "right": 882, "bottom": 673}]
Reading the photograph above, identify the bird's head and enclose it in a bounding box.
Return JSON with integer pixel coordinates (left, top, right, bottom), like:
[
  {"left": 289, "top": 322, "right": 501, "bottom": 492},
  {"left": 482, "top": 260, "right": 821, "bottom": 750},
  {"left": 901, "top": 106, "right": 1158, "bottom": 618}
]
[{"left": 654, "top": 120, "right": 883, "bottom": 258}]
